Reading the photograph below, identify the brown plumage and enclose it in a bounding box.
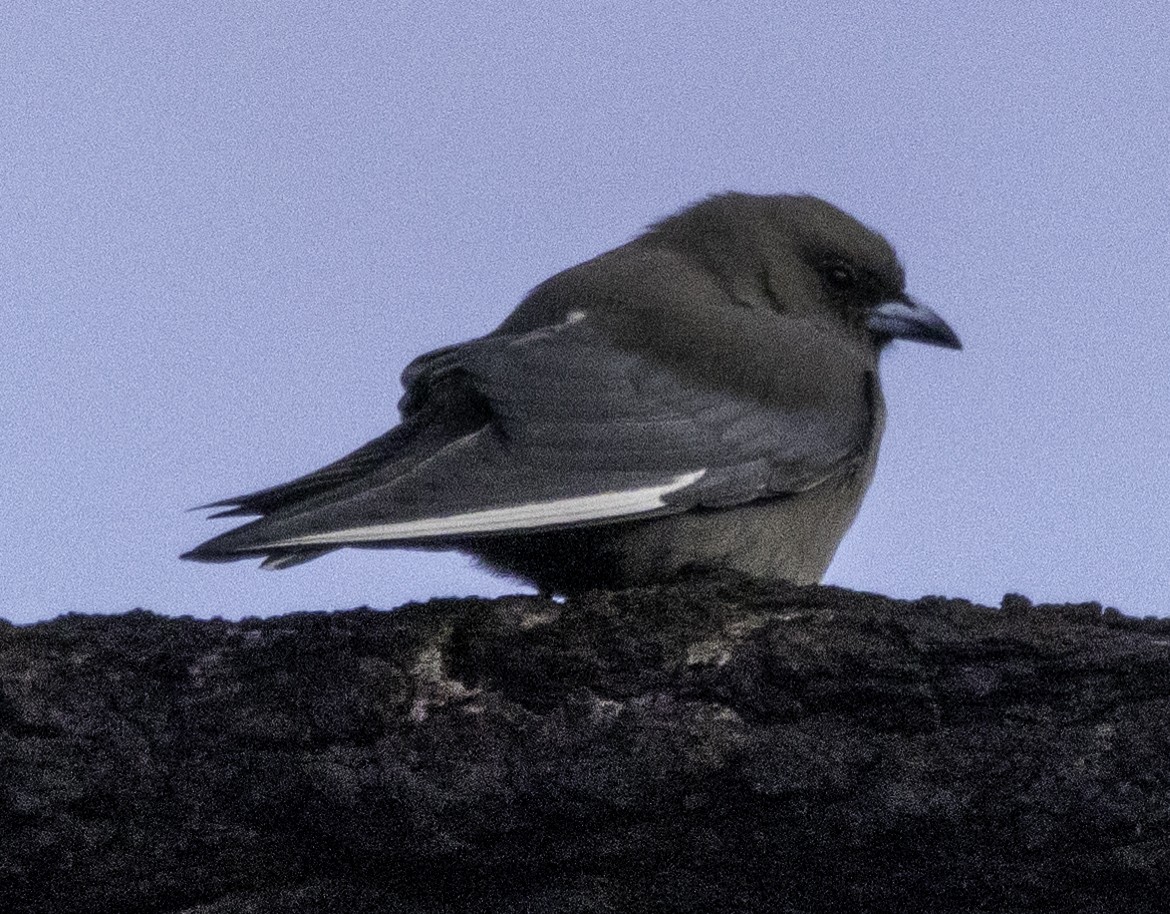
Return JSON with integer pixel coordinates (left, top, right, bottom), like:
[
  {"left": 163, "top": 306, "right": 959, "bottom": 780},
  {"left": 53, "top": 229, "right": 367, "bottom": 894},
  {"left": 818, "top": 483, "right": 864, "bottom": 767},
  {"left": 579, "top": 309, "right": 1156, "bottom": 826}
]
[{"left": 184, "top": 193, "right": 960, "bottom": 594}]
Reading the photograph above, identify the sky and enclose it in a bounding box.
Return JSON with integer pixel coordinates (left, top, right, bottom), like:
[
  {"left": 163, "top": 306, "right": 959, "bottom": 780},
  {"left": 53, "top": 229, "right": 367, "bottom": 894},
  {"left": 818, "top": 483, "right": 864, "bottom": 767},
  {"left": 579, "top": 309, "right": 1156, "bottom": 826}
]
[{"left": 3, "top": 1, "right": 1168, "bottom": 624}]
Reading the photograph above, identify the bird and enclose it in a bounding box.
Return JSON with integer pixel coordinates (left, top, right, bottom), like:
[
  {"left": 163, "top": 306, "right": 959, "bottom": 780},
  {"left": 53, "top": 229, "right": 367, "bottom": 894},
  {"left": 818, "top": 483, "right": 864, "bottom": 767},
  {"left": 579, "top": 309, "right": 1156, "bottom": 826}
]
[{"left": 183, "top": 192, "right": 960, "bottom": 595}]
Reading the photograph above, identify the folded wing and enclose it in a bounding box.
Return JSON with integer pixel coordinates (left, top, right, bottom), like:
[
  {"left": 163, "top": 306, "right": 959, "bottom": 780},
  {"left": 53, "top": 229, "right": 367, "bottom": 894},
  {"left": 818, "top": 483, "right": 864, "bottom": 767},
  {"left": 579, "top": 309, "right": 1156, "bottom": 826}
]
[{"left": 183, "top": 313, "right": 872, "bottom": 566}]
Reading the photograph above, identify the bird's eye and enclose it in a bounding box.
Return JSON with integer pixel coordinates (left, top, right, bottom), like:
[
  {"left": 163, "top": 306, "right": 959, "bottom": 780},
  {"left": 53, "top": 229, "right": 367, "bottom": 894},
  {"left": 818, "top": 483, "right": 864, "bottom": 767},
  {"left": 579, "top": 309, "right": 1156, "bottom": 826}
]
[{"left": 823, "top": 261, "right": 858, "bottom": 290}]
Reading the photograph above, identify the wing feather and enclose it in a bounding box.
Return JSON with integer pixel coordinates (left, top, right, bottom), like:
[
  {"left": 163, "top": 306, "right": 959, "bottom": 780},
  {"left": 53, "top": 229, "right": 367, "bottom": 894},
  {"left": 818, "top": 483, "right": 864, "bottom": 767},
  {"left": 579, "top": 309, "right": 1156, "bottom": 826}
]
[{"left": 184, "top": 311, "right": 872, "bottom": 564}]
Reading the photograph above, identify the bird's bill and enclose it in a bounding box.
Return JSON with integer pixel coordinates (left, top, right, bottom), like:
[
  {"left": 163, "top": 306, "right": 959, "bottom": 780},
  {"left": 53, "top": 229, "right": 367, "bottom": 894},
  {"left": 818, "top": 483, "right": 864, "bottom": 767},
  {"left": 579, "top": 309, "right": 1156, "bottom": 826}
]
[{"left": 867, "top": 296, "right": 962, "bottom": 350}]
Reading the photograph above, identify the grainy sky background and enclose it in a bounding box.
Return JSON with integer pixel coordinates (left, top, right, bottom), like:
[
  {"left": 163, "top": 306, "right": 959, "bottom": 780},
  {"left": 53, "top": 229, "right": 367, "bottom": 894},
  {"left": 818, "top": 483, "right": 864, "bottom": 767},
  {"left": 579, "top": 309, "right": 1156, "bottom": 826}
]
[{"left": 3, "top": 1, "right": 1168, "bottom": 624}]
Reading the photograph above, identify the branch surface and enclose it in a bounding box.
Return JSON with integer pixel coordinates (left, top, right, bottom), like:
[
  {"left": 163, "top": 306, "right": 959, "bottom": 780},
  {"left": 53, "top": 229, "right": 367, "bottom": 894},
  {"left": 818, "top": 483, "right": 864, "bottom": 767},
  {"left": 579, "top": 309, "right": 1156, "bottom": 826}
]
[{"left": 2, "top": 574, "right": 1169, "bottom": 913}]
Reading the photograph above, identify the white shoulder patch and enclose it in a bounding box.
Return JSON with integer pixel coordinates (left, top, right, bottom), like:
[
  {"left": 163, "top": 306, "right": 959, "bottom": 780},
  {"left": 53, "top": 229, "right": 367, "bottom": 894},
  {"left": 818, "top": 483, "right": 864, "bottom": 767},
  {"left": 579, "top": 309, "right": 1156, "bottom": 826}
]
[{"left": 262, "top": 469, "right": 705, "bottom": 548}]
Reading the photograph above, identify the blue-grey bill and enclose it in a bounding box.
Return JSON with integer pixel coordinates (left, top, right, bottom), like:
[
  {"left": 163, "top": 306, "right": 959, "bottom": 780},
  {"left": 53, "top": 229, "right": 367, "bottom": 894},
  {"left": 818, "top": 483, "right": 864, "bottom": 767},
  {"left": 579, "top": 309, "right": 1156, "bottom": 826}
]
[{"left": 867, "top": 297, "right": 962, "bottom": 350}]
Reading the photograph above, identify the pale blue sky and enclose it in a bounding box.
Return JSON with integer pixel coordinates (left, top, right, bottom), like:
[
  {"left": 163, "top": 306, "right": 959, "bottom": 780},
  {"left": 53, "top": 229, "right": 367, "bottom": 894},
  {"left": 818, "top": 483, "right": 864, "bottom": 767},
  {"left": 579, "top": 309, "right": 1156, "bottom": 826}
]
[{"left": 3, "top": 2, "right": 1168, "bottom": 623}]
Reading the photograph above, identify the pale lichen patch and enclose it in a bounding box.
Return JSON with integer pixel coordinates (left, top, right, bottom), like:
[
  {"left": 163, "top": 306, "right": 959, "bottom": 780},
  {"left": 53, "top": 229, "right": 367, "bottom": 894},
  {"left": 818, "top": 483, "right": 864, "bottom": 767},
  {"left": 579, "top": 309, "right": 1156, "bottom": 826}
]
[{"left": 408, "top": 639, "right": 482, "bottom": 723}]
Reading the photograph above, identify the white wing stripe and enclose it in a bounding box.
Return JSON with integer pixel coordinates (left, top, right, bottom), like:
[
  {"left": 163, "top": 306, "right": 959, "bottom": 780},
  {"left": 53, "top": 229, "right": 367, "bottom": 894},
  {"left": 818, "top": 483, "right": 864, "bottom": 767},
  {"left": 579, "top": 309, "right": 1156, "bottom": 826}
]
[{"left": 262, "top": 470, "right": 706, "bottom": 547}]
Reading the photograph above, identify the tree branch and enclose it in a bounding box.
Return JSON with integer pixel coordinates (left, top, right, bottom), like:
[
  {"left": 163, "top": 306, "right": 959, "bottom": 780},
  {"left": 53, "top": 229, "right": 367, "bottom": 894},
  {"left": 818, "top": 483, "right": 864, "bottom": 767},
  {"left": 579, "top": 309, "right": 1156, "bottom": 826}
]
[{"left": 3, "top": 573, "right": 1169, "bottom": 912}]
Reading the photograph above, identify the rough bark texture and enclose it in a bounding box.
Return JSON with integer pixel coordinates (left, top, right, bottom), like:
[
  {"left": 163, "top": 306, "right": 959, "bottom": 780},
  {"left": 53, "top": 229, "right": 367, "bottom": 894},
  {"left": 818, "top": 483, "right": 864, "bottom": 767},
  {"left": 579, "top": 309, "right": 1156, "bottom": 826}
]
[{"left": 2, "top": 573, "right": 1169, "bottom": 913}]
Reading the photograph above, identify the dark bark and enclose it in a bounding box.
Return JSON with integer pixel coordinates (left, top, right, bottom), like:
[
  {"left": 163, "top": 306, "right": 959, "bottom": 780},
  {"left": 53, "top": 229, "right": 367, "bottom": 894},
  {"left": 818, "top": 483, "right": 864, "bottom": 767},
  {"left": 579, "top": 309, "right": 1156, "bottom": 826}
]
[{"left": 2, "top": 573, "right": 1169, "bottom": 913}]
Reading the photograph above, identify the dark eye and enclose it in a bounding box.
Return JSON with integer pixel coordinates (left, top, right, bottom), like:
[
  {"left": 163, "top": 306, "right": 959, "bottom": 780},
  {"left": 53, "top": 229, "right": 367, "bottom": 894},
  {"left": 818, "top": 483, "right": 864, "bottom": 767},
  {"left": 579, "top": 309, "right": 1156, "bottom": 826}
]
[{"left": 823, "top": 261, "right": 858, "bottom": 290}]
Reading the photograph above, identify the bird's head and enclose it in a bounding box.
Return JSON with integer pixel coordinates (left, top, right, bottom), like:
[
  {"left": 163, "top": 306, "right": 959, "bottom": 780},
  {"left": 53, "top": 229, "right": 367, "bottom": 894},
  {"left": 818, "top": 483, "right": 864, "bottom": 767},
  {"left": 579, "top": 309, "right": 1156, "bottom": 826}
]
[{"left": 651, "top": 192, "right": 962, "bottom": 351}]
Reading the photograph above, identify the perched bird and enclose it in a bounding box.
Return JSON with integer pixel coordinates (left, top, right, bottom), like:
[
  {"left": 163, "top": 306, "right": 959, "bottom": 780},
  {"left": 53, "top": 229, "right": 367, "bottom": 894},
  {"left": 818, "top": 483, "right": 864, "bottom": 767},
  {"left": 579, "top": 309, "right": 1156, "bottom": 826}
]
[{"left": 184, "top": 193, "right": 960, "bottom": 594}]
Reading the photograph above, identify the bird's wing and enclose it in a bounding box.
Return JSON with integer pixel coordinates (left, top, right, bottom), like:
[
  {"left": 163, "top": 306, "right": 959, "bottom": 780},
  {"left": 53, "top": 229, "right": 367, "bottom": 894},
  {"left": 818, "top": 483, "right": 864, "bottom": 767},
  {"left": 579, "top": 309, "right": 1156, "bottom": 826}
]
[{"left": 184, "top": 312, "right": 874, "bottom": 561}]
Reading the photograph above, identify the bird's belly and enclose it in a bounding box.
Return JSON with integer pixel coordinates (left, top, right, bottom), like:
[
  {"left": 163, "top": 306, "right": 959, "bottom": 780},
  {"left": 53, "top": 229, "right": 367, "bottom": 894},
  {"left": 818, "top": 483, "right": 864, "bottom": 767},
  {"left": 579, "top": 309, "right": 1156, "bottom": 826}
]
[{"left": 462, "top": 469, "right": 873, "bottom": 595}]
